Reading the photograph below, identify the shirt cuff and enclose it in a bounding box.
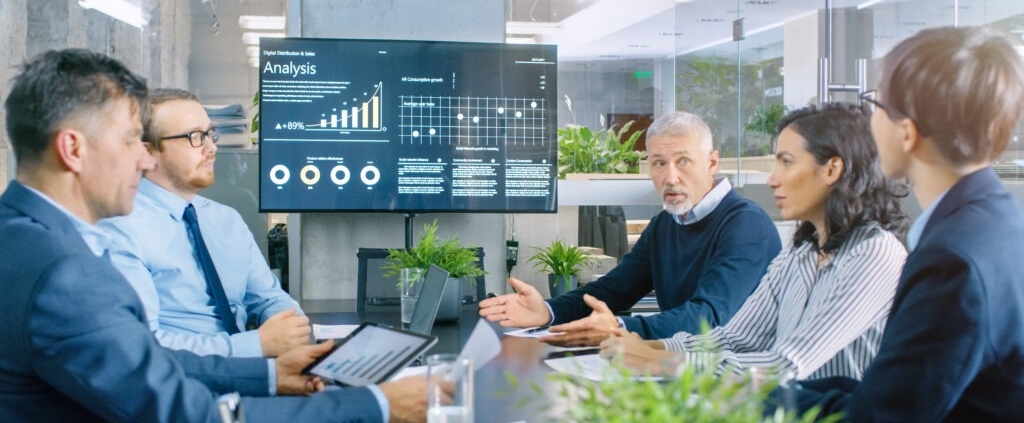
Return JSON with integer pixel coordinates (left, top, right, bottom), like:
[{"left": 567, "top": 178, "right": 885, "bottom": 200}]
[
  {"left": 660, "top": 336, "right": 689, "bottom": 354},
  {"left": 544, "top": 302, "right": 556, "bottom": 325},
  {"left": 367, "top": 384, "right": 389, "bottom": 422},
  {"left": 267, "top": 359, "right": 277, "bottom": 396},
  {"left": 230, "top": 330, "right": 264, "bottom": 357},
  {"left": 616, "top": 317, "right": 625, "bottom": 328}
]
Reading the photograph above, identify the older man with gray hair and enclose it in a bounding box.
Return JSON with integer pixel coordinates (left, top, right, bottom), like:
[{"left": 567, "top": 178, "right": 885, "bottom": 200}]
[{"left": 480, "top": 111, "right": 781, "bottom": 346}]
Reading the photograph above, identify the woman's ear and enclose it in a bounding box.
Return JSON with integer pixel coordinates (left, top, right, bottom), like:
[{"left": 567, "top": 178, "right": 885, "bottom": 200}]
[{"left": 825, "top": 156, "right": 844, "bottom": 186}]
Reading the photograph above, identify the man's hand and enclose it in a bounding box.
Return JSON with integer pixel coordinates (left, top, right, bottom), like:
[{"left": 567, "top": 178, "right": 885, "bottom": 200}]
[
  {"left": 541, "top": 294, "right": 619, "bottom": 347},
  {"left": 599, "top": 328, "right": 680, "bottom": 376},
  {"left": 259, "top": 309, "right": 311, "bottom": 357},
  {"left": 379, "top": 375, "right": 444, "bottom": 423},
  {"left": 478, "top": 277, "right": 551, "bottom": 328},
  {"left": 274, "top": 340, "right": 330, "bottom": 395}
]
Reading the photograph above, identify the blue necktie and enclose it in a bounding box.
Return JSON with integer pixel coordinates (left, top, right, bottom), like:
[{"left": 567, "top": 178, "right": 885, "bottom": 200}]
[{"left": 183, "top": 204, "right": 241, "bottom": 334}]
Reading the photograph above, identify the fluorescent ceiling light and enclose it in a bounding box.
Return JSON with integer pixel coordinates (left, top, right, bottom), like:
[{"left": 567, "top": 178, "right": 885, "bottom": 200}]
[
  {"left": 249, "top": 56, "right": 261, "bottom": 68},
  {"left": 239, "top": 15, "right": 286, "bottom": 31},
  {"left": 506, "top": 36, "right": 537, "bottom": 45},
  {"left": 506, "top": 21, "right": 561, "bottom": 35},
  {"left": 78, "top": 0, "right": 148, "bottom": 28},
  {"left": 857, "top": 0, "right": 888, "bottom": 9},
  {"left": 242, "top": 32, "right": 286, "bottom": 46},
  {"left": 246, "top": 46, "right": 260, "bottom": 59}
]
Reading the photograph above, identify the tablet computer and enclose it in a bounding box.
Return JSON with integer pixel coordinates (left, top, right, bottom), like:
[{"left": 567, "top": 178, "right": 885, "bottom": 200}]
[{"left": 303, "top": 321, "right": 437, "bottom": 386}]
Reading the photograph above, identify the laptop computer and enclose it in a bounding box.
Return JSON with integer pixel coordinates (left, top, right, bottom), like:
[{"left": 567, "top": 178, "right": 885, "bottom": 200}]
[{"left": 407, "top": 264, "right": 450, "bottom": 335}]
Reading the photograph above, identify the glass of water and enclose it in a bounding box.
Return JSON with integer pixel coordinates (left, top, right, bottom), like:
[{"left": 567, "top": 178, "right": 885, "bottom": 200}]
[
  {"left": 399, "top": 268, "right": 424, "bottom": 329},
  {"left": 426, "top": 353, "right": 473, "bottom": 423}
]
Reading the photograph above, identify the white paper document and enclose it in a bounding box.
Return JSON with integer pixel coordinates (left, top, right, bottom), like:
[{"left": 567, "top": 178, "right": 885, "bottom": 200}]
[
  {"left": 504, "top": 326, "right": 563, "bottom": 338},
  {"left": 459, "top": 318, "right": 502, "bottom": 369},
  {"left": 312, "top": 324, "right": 359, "bottom": 340},
  {"left": 544, "top": 354, "right": 664, "bottom": 382}
]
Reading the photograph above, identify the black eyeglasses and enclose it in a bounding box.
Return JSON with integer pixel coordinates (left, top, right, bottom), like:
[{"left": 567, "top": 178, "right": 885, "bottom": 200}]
[
  {"left": 158, "top": 127, "right": 219, "bottom": 148},
  {"left": 859, "top": 90, "right": 894, "bottom": 116}
]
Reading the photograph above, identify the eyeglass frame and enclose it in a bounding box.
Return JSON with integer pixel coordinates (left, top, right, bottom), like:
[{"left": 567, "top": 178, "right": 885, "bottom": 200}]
[
  {"left": 859, "top": 90, "right": 899, "bottom": 118},
  {"left": 157, "top": 127, "right": 220, "bottom": 148}
]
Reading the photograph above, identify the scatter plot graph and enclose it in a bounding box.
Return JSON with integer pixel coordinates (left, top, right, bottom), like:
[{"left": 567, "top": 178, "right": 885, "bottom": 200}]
[{"left": 398, "top": 96, "right": 547, "bottom": 146}]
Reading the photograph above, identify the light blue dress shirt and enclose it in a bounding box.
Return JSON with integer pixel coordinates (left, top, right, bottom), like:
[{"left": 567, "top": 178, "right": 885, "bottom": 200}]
[
  {"left": 906, "top": 190, "right": 946, "bottom": 251},
  {"left": 100, "top": 178, "right": 302, "bottom": 357},
  {"left": 35, "top": 184, "right": 387, "bottom": 414}
]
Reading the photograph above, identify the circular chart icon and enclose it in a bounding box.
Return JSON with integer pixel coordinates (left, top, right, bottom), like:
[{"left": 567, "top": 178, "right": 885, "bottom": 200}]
[
  {"left": 330, "top": 165, "right": 351, "bottom": 185},
  {"left": 299, "top": 165, "right": 321, "bottom": 185},
  {"left": 360, "top": 165, "right": 381, "bottom": 185},
  {"left": 269, "top": 165, "right": 290, "bottom": 185}
]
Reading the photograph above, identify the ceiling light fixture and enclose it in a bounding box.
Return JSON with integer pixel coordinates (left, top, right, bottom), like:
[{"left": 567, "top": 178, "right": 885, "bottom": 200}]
[
  {"left": 506, "top": 36, "right": 538, "bottom": 45},
  {"left": 242, "top": 32, "right": 286, "bottom": 46},
  {"left": 506, "top": 21, "right": 561, "bottom": 35},
  {"left": 856, "top": 0, "right": 888, "bottom": 9},
  {"left": 239, "top": 15, "right": 286, "bottom": 31},
  {"left": 78, "top": 0, "right": 148, "bottom": 28}
]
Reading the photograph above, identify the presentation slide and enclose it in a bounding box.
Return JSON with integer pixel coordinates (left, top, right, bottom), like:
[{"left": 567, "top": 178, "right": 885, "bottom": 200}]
[{"left": 258, "top": 37, "right": 558, "bottom": 212}]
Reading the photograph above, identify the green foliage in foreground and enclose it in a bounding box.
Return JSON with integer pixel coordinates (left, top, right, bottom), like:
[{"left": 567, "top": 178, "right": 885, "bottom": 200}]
[
  {"left": 548, "top": 360, "right": 840, "bottom": 423},
  {"left": 546, "top": 322, "right": 842, "bottom": 423}
]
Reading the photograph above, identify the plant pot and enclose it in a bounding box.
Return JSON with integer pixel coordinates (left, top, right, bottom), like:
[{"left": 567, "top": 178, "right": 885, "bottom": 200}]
[
  {"left": 435, "top": 276, "right": 464, "bottom": 322},
  {"left": 547, "top": 274, "right": 578, "bottom": 298}
]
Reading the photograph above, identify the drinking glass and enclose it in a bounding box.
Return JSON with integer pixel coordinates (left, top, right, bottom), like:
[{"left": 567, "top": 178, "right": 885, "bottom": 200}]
[
  {"left": 399, "top": 268, "right": 424, "bottom": 328},
  {"left": 426, "top": 354, "right": 473, "bottom": 423}
]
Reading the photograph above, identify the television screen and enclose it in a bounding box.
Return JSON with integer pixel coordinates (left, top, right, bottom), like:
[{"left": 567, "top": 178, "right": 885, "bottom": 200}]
[{"left": 258, "top": 38, "right": 558, "bottom": 212}]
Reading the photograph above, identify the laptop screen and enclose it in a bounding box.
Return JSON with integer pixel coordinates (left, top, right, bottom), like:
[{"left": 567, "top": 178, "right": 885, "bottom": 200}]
[{"left": 407, "top": 264, "right": 450, "bottom": 335}]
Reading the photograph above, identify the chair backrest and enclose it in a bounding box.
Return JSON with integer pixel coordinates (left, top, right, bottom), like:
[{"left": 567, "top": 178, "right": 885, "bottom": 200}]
[
  {"left": 356, "top": 248, "right": 395, "bottom": 316},
  {"left": 407, "top": 264, "right": 450, "bottom": 335}
]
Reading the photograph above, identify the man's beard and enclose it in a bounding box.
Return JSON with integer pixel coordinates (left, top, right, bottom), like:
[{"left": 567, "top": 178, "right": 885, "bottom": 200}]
[{"left": 662, "top": 186, "right": 693, "bottom": 215}]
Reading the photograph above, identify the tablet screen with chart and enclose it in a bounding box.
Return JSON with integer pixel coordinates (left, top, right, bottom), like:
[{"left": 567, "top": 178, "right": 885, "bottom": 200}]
[
  {"left": 304, "top": 322, "right": 437, "bottom": 386},
  {"left": 258, "top": 37, "right": 557, "bottom": 212}
]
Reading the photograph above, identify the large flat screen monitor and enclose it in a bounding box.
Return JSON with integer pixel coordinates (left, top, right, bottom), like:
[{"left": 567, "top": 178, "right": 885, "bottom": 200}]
[{"left": 258, "top": 38, "right": 558, "bottom": 212}]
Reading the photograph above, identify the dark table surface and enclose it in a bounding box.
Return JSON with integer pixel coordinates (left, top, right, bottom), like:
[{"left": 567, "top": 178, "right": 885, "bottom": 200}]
[{"left": 307, "top": 305, "right": 574, "bottom": 423}]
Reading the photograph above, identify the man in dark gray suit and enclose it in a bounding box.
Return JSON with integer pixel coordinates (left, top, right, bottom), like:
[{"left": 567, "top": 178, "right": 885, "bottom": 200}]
[{"left": 0, "top": 48, "right": 434, "bottom": 423}]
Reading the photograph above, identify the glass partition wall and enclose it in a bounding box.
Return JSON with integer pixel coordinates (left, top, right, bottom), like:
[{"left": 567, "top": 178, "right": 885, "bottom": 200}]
[
  {"left": 535, "top": 0, "right": 1024, "bottom": 184},
  {"left": 505, "top": 0, "right": 1024, "bottom": 275}
]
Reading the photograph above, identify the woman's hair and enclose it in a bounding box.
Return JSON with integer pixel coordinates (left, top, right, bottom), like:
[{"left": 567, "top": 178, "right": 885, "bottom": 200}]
[
  {"left": 878, "top": 26, "right": 1024, "bottom": 166},
  {"left": 776, "top": 102, "right": 909, "bottom": 253}
]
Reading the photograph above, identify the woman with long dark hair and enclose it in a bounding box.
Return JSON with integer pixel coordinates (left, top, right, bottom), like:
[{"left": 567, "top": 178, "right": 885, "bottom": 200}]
[{"left": 601, "top": 103, "right": 908, "bottom": 381}]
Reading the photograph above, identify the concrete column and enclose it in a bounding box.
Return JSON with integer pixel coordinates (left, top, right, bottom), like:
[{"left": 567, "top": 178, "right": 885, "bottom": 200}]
[
  {"left": 3, "top": 0, "right": 192, "bottom": 188},
  {"left": 290, "top": 0, "right": 508, "bottom": 301},
  {"left": 0, "top": 0, "right": 28, "bottom": 188}
]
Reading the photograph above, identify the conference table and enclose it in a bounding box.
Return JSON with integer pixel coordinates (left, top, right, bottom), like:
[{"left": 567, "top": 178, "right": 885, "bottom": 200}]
[{"left": 307, "top": 303, "right": 578, "bottom": 423}]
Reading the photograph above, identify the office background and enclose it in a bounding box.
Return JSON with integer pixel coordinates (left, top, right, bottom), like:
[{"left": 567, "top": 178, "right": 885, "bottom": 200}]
[{"left": 2, "top": 0, "right": 1023, "bottom": 308}]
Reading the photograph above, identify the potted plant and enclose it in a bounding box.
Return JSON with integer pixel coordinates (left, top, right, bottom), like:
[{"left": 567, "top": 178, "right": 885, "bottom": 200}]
[
  {"left": 528, "top": 239, "right": 594, "bottom": 297},
  {"left": 557, "top": 121, "right": 647, "bottom": 179},
  {"left": 383, "top": 220, "right": 484, "bottom": 321},
  {"left": 744, "top": 103, "right": 788, "bottom": 154}
]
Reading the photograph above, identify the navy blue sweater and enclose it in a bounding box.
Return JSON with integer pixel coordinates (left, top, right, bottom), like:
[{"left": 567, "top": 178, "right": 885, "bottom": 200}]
[{"left": 548, "top": 190, "right": 781, "bottom": 339}]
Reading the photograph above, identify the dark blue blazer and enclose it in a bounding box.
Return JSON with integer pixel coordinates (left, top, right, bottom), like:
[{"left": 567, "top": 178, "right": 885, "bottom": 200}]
[
  {"left": 0, "top": 182, "right": 382, "bottom": 423},
  {"left": 792, "top": 168, "right": 1024, "bottom": 422}
]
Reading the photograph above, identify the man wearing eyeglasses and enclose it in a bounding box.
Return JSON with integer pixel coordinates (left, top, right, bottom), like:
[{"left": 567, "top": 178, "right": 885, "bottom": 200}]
[{"left": 100, "top": 88, "right": 309, "bottom": 358}]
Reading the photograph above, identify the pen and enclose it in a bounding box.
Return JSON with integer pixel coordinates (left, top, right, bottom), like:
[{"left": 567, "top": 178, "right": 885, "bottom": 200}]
[{"left": 526, "top": 325, "right": 550, "bottom": 334}]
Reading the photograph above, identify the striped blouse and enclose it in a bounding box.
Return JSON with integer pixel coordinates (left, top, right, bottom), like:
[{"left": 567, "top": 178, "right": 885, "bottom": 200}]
[{"left": 661, "top": 222, "right": 906, "bottom": 380}]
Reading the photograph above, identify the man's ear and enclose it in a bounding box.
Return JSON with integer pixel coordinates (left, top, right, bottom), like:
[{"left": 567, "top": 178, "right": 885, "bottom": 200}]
[
  {"left": 707, "top": 149, "right": 720, "bottom": 174},
  {"left": 53, "top": 129, "right": 86, "bottom": 172}
]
